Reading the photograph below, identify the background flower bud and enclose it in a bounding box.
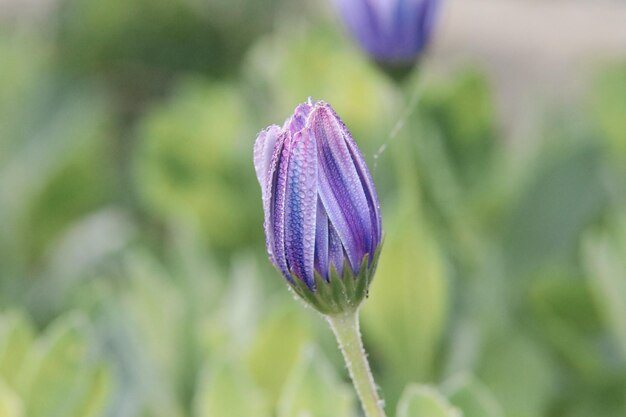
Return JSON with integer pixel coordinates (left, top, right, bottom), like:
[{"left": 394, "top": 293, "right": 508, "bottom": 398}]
[{"left": 333, "top": 0, "right": 441, "bottom": 74}]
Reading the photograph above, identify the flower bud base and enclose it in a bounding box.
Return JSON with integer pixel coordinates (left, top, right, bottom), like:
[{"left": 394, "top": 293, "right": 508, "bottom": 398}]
[{"left": 288, "top": 243, "right": 382, "bottom": 315}]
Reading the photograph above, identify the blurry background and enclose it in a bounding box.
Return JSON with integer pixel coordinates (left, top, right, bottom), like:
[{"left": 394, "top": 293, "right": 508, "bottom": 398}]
[{"left": 0, "top": 0, "right": 625, "bottom": 416}]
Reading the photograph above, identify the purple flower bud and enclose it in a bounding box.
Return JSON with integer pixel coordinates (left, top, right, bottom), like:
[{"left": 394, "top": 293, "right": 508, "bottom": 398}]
[
  {"left": 334, "top": 0, "right": 441, "bottom": 70},
  {"left": 254, "top": 99, "right": 382, "bottom": 313}
]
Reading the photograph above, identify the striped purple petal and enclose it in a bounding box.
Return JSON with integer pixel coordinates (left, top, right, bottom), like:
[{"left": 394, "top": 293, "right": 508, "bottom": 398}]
[
  {"left": 314, "top": 200, "right": 329, "bottom": 279},
  {"left": 284, "top": 100, "right": 315, "bottom": 136},
  {"left": 268, "top": 132, "right": 292, "bottom": 279},
  {"left": 254, "top": 125, "right": 282, "bottom": 189},
  {"left": 310, "top": 103, "right": 373, "bottom": 272},
  {"left": 254, "top": 126, "right": 284, "bottom": 266},
  {"left": 284, "top": 129, "right": 318, "bottom": 289},
  {"left": 328, "top": 221, "right": 345, "bottom": 276},
  {"left": 330, "top": 106, "right": 382, "bottom": 252}
]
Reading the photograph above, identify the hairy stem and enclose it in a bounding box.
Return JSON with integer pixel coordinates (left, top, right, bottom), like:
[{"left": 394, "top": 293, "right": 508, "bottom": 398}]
[{"left": 327, "top": 310, "right": 387, "bottom": 417}]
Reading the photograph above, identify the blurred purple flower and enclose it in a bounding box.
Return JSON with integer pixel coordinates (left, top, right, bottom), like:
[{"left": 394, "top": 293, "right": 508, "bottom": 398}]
[
  {"left": 254, "top": 99, "right": 382, "bottom": 291},
  {"left": 334, "top": 0, "right": 440, "bottom": 67}
]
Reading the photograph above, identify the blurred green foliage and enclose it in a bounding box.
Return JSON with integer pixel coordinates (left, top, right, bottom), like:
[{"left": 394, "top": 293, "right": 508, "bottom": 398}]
[
  {"left": 1, "top": 2, "right": 625, "bottom": 417},
  {"left": 134, "top": 78, "right": 260, "bottom": 253},
  {"left": 0, "top": 312, "right": 109, "bottom": 417},
  {"left": 56, "top": 0, "right": 287, "bottom": 79},
  {"left": 396, "top": 385, "right": 461, "bottom": 417}
]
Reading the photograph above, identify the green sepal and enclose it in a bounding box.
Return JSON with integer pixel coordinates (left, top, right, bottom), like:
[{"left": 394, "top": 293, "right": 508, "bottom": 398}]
[{"left": 288, "top": 243, "right": 383, "bottom": 316}]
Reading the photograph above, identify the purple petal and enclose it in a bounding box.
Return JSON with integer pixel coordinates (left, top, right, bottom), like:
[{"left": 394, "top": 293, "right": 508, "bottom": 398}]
[
  {"left": 392, "top": 0, "right": 419, "bottom": 58},
  {"left": 334, "top": 0, "right": 383, "bottom": 56},
  {"left": 334, "top": 0, "right": 439, "bottom": 63},
  {"left": 315, "top": 201, "right": 347, "bottom": 279},
  {"left": 284, "top": 100, "right": 315, "bottom": 136},
  {"left": 268, "top": 132, "right": 291, "bottom": 279},
  {"left": 284, "top": 129, "right": 318, "bottom": 288},
  {"left": 253, "top": 125, "right": 282, "bottom": 188},
  {"left": 418, "top": 0, "right": 441, "bottom": 52},
  {"left": 256, "top": 129, "right": 287, "bottom": 269},
  {"left": 328, "top": 221, "right": 345, "bottom": 276},
  {"left": 331, "top": 107, "right": 382, "bottom": 251},
  {"left": 310, "top": 103, "right": 372, "bottom": 271},
  {"left": 314, "top": 200, "right": 329, "bottom": 279}
]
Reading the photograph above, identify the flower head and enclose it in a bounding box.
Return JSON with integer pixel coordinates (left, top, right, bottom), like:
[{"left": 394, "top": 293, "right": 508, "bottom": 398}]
[
  {"left": 334, "top": 0, "right": 440, "bottom": 71},
  {"left": 254, "top": 99, "right": 382, "bottom": 314}
]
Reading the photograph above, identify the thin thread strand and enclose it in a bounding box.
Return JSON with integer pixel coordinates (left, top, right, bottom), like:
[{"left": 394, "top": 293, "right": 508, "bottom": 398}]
[{"left": 373, "top": 81, "right": 424, "bottom": 171}]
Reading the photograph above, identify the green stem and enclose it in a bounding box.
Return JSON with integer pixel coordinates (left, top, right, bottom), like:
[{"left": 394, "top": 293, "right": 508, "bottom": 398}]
[{"left": 326, "top": 311, "right": 387, "bottom": 417}]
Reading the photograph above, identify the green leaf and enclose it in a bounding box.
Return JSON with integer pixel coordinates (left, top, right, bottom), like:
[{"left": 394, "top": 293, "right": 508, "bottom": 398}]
[
  {"left": 443, "top": 374, "right": 503, "bottom": 417},
  {"left": 277, "top": 346, "right": 355, "bottom": 417},
  {"left": 419, "top": 69, "right": 497, "bottom": 189},
  {"left": 194, "top": 360, "right": 269, "bottom": 417},
  {"left": 124, "top": 252, "right": 186, "bottom": 379},
  {"left": 67, "top": 366, "right": 110, "bottom": 417},
  {"left": 396, "top": 384, "right": 460, "bottom": 417},
  {"left": 0, "top": 312, "right": 35, "bottom": 388},
  {"left": 361, "top": 193, "right": 448, "bottom": 405},
  {"left": 16, "top": 313, "right": 106, "bottom": 417},
  {"left": 583, "top": 217, "right": 626, "bottom": 360},
  {"left": 478, "top": 334, "right": 556, "bottom": 417},
  {"left": 503, "top": 141, "right": 607, "bottom": 276},
  {"left": 202, "top": 258, "right": 264, "bottom": 358},
  {"left": 528, "top": 270, "right": 607, "bottom": 376},
  {"left": 118, "top": 252, "right": 187, "bottom": 417},
  {"left": 0, "top": 379, "right": 23, "bottom": 417},
  {"left": 246, "top": 305, "right": 312, "bottom": 404}
]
